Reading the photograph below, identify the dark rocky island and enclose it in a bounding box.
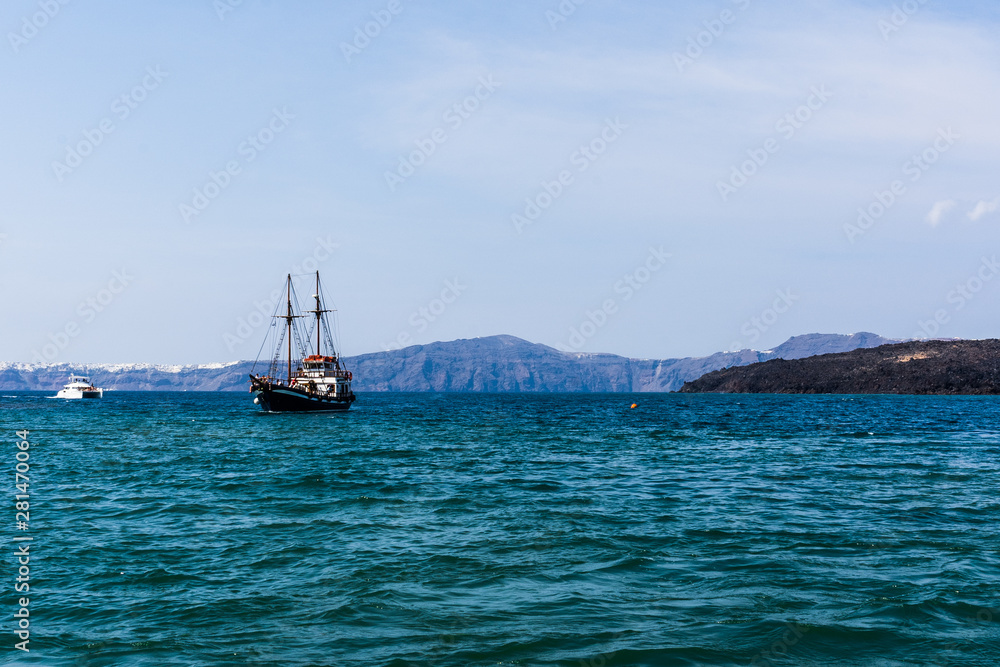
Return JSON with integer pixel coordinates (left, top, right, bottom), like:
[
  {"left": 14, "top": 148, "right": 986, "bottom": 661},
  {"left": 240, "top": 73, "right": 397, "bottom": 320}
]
[{"left": 679, "top": 339, "right": 1000, "bottom": 394}]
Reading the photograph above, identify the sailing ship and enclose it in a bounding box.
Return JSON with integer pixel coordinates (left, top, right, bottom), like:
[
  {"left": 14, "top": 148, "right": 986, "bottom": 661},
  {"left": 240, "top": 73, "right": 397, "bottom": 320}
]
[
  {"left": 249, "top": 272, "right": 356, "bottom": 412},
  {"left": 55, "top": 375, "right": 104, "bottom": 399}
]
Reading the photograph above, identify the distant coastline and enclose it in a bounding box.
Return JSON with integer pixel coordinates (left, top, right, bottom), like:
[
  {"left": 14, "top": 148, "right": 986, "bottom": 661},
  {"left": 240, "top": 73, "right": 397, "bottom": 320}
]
[{"left": 1, "top": 332, "right": 899, "bottom": 393}]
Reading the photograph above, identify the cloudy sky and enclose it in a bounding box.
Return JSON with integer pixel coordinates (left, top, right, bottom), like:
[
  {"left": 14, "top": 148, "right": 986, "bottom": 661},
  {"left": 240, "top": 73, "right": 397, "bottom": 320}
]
[{"left": 2, "top": 0, "right": 999, "bottom": 364}]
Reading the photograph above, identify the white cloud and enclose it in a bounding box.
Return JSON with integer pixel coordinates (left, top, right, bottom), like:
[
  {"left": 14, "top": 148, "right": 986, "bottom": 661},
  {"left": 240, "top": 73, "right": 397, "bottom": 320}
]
[
  {"left": 926, "top": 199, "right": 956, "bottom": 226},
  {"left": 967, "top": 198, "right": 1000, "bottom": 221}
]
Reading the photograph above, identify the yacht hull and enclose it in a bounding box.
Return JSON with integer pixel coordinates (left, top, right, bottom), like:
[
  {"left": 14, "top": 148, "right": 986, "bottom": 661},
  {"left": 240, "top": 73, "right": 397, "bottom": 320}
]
[{"left": 56, "top": 389, "right": 103, "bottom": 399}]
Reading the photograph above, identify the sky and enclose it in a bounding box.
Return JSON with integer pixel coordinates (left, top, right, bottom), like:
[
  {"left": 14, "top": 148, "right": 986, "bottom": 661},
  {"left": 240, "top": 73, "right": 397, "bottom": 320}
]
[{"left": 2, "top": 0, "right": 999, "bottom": 364}]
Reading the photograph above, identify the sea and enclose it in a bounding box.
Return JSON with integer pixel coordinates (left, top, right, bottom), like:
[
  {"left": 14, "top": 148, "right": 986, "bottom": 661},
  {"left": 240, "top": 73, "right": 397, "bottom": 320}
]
[{"left": 1, "top": 391, "right": 998, "bottom": 666}]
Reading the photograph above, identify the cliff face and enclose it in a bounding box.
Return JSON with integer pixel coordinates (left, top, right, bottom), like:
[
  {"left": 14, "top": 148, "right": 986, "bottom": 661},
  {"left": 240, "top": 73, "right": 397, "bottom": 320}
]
[
  {"left": 679, "top": 339, "right": 1000, "bottom": 395},
  {"left": 0, "top": 332, "right": 897, "bottom": 393}
]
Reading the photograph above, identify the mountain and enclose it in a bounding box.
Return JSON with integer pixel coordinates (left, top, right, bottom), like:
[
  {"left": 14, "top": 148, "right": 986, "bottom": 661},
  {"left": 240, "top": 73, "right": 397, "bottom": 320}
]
[
  {"left": 0, "top": 361, "right": 254, "bottom": 393},
  {"left": 679, "top": 339, "right": 1000, "bottom": 394},
  {"left": 0, "top": 332, "right": 899, "bottom": 393}
]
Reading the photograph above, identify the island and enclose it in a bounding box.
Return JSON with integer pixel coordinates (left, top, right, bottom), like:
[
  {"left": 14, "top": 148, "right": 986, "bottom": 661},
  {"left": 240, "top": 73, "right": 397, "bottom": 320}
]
[{"left": 679, "top": 339, "right": 1000, "bottom": 394}]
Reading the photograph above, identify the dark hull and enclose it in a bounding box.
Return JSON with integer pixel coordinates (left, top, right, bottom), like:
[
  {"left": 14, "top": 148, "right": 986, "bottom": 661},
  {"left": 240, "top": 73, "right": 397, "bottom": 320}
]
[{"left": 253, "top": 383, "right": 354, "bottom": 413}]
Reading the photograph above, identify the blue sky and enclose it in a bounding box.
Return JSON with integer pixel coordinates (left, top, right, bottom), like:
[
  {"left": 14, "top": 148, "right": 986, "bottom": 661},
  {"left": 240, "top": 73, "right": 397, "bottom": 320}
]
[{"left": 2, "top": 0, "right": 999, "bottom": 364}]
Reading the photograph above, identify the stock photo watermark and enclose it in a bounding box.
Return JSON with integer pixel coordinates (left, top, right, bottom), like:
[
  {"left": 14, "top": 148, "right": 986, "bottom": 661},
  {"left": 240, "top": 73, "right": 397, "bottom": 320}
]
[
  {"left": 13, "top": 430, "right": 34, "bottom": 653},
  {"left": 557, "top": 246, "right": 670, "bottom": 352},
  {"left": 415, "top": 615, "right": 476, "bottom": 667},
  {"left": 31, "top": 269, "right": 133, "bottom": 364},
  {"left": 674, "top": 0, "right": 752, "bottom": 72},
  {"left": 843, "top": 127, "right": 959, "bottom": 243},
  {"left": 878, "top": 0, "right": 930, "bottom": 41},
  {"left": 222, "top": 236, "right": 339, "bottom": 353},
  {"left": 911, "top": 255, "right": 999, "bottom": 340},
  {"left": 934, "top": 605, "right": 999, "bottom": 666},
  {"left": 7, "top": 0, "right": 71, "bottom": 54},
  {"left": 545, "top": 0, "right": 587, "bottom": 31},
  {"left": 717, "top": 85, "right": 833, "bottom": 202},
  {"left": 382, "top": 278, "right": 468, "bottom": 351},
  {"left": 178, "top": 107, "right": 294, "bottom": 223},
  {"left": 213, "top": 0, "right": 244, "bottom": 21},
  {"left": 511, "top": 117, "right": 627, "bottom": 234},
  {"left": 575, "top": 632, "right": 626, "bottom": 667},
  {"left": 51, "top": 66, "right": 168, "bottom": 183},
  {"left": 384, "top": 75, "right": 501, "bottom": 192},
  {"left": 340, "top": 0, "right": 412, "bottom": 63},
  {"left": 730, "top": 288, "right": 799, "bottom": 351},
  {"left": 749, "top": 622, "right": 810, "bottom": 667}
]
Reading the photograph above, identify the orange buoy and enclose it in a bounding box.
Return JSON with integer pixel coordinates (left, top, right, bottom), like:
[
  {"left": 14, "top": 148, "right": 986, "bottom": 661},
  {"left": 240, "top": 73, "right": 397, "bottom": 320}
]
[{"left": 630, "top": 403, "right": 638, "bottom": 409}]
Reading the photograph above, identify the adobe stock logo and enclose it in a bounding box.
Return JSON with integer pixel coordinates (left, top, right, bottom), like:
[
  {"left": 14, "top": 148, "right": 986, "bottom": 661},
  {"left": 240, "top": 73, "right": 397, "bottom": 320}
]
[
  {"left": 340, "top": 0, "right": 413, "bottom": 64},
  {"left": 511, "top": 118, "right": 627, "bottom": 234},
  {"left": 912, "top": 255, "right": 1000, "bottom": 340},
  {"left": 31, "top": 269, "right": 133, "bottom": 364},
  {"left": 558, "top": 246, "right": 670, "bottom": 352},
  {"left": 729, "top": 289, "right": 798, "bottom": 351},
  {"left": 213, "top": 0, "right": 244, "bottom": 21},
  {"left": 51, "top": 66, "right": 168, "bottom": 183},
  {"left": 383, "top": 278, "right": 468, "bottom": 351},
  {"left": 878, "top": 0, "right": 929, "bottom": 41},
  {"left": 384, "top": 76, "right": 501, "bottom": 192},
  {"left": 844, "top": 127, "right": 959, "bottom": 243},
  {"left": 716, "top": 85, "right": 832, "bottom": 202},
  {"left": 673, "top": 0, "right": 752, "bottom": 73},
  {"left": 7, "top": 0, "right": 72, "bottom": 54},
  {"left": 545, "top": 0, "right": 587, "bottom": 31},
  {"left": 179, "top": 107, "right": 294, "bottom": 223}
]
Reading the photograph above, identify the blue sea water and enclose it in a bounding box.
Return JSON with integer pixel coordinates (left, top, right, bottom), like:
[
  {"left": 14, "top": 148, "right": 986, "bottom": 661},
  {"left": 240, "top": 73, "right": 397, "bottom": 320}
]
[{"left": 1, "top": 392, "right": 999, "bottom": 666}]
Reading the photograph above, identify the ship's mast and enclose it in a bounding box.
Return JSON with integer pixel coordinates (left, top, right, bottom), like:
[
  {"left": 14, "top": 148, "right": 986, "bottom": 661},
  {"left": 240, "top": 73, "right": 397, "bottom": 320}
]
[
  {"left": 286, "top": 275, "right": 293, "bottom": 383},
  {"left": 278, "top": 274, "right": 302, "bottom": 384},
  {"left": 307, "top": 270, "right": 330, "bottom": 358},
  {"left": 316, "top": 272, "right": 321, "bottom": 356}
]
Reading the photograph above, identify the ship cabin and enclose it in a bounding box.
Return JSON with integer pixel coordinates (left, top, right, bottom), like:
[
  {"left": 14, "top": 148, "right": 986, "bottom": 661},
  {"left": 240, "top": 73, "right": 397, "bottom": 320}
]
[{"left": 298, "top": 354, "right": 352, "bottom": 396}]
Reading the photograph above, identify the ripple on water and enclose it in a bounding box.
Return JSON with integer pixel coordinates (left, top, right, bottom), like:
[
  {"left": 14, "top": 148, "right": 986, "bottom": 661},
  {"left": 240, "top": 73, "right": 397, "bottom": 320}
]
[{"left": 3, "top": 392, "right": 1000, "bottom": 665}]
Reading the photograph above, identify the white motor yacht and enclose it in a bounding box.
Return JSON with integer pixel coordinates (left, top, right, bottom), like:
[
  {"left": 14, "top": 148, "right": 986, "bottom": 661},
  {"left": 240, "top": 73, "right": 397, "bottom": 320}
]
[{"left": 55, "top": 375, "right": 104, "bottom": 399}]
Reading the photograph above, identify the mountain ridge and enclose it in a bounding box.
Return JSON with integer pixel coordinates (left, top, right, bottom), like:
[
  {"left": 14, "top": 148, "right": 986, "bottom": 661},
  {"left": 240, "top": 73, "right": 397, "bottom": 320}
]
[{"left": 0, "top": 332, "right": 899, "bottom": 393}]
